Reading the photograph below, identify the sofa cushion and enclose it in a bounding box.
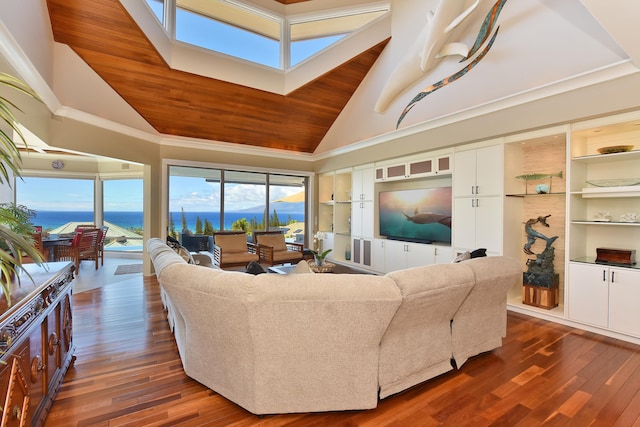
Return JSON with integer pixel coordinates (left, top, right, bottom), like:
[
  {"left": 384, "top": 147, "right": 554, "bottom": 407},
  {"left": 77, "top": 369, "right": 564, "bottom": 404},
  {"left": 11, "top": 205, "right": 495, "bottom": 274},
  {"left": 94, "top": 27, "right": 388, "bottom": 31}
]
[
  {"left": 257, "top": 234, "right": 287, "bottom": 251},
  {"left": 215, "top": 233, "right": 248, "bottom": 253},
  {"left": 221, "top": 251, "right": 259, "bottom": 265}
]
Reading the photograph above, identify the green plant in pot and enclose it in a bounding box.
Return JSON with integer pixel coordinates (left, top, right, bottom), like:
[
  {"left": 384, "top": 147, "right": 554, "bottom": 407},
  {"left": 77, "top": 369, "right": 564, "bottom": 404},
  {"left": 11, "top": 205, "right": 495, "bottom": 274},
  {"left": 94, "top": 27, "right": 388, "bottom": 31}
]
[
  {"left": 311, "top": 249, "right": 332, "bottom": 266},
  {"left": 0, "top": 73, "right": 44, "bottom": 306}
]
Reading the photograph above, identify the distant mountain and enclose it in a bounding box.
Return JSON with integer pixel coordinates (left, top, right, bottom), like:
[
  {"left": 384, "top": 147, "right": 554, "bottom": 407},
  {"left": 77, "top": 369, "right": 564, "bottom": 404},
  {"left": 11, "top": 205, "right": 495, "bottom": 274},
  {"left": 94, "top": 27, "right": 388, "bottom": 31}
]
[{"left": 238, "top": 192, "right": 305, "bottom": 214}]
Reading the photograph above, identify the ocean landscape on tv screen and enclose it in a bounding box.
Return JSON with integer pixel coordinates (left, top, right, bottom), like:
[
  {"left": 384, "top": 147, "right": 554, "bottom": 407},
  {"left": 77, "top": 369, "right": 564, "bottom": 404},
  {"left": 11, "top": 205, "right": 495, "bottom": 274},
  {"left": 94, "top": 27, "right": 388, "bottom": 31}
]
[{"left": 379, "top": 187, "right": 452, "bottom": 244}]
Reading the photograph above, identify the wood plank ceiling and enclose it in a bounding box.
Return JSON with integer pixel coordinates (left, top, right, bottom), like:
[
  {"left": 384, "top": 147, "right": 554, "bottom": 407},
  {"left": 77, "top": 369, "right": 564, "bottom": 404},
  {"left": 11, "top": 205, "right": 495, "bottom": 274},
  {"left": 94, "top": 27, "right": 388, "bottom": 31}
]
[{"left": 45, "top": 0, "right": 389, "bottom": 153}]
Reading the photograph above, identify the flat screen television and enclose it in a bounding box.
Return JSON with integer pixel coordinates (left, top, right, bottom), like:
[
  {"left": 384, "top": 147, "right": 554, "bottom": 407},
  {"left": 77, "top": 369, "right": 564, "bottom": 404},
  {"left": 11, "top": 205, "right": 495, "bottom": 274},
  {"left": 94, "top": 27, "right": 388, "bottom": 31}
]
[{"left": 379, "top": 187, "right": 452, "bottom": 244}]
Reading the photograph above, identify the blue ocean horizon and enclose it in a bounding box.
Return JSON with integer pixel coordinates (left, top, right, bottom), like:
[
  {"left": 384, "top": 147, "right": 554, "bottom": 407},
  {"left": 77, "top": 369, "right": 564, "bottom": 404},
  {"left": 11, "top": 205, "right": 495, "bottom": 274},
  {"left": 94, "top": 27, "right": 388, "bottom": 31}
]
[{"left": 33, "top": 211, "right": 304, "bottom": 231}]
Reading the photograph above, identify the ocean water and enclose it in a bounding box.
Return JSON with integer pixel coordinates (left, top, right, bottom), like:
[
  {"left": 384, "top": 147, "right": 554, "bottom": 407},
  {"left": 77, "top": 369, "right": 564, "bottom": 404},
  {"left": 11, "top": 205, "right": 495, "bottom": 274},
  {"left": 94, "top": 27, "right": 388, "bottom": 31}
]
[{"left": 33, "top": 211, "right": 304, "bottom": 231}]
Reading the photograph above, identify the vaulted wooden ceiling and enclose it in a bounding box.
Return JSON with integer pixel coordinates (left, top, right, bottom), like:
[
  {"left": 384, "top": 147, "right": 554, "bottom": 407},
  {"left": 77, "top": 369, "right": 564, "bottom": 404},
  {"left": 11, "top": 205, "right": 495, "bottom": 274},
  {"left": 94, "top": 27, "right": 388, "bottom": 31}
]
[{"left": 45, "top": 0, "right": 388, "bottom": 153}]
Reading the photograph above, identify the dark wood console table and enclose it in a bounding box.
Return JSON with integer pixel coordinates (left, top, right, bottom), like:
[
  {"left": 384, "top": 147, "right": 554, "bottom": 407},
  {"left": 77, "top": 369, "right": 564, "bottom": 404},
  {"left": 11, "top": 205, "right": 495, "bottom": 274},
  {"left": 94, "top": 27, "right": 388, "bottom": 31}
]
[{"left": 0, "top": 262, "right": 75, "bottom": 426}]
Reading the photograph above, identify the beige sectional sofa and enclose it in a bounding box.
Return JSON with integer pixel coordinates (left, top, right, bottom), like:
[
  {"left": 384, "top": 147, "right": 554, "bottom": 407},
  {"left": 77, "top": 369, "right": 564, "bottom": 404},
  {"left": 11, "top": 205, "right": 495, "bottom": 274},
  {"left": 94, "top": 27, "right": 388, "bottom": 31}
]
[{"left": 147, "top": 238, "right": 522, "bottom": 415}]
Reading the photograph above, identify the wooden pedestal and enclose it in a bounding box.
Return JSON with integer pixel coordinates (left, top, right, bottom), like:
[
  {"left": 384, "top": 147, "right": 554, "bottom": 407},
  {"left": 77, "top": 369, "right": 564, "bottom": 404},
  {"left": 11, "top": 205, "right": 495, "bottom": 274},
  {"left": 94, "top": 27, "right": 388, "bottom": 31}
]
[{"left": 522, "top": 284, "right": 558, "bottom": 309}]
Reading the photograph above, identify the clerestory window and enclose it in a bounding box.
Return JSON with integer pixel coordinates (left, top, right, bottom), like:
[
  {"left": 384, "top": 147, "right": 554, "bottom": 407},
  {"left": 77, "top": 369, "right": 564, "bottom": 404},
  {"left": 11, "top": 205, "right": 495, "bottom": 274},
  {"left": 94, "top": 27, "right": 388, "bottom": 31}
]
[{"left": 145, "top": 0, "right": 389, "bottom": 69}]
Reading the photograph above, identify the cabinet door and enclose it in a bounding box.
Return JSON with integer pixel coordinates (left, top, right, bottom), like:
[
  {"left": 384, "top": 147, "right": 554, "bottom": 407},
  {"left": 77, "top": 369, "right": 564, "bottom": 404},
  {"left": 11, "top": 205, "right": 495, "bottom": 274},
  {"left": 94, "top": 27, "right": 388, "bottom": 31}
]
[
  {"left": 433, "top": 245, "right": 453, "bottom": 264},
  {"left": 352, "top": 238, "right": 372, "bottom": 267},
  {"left": 407, "top": 158, "right": 434, "bottom": 178},
  {"left": 373, "top": 239, "right": 386, "bottom": 272},
  {"left": 385, "top": 163, "right": 407, "bottom": 181},
  {"left": 405, "top": 242, "right": 435, "bottom": 268},
  {"left": 435, "top": 155, "right": 452, "bottom": 175},
  {"left": 359, "top": 168, "right": 375, "bottom": 201},
  {"left": 474, "top": 196, "right": 502, "bottom": 253},
  {"left": 454, "top": 150, "right": 478, "bottom": 197},
  {"left": 453, "top": 198, "right": 477, "bottom": 251},
  {"left": 475, "top": 145, "right": 502, "bottom": 196},
  {"left": 384, "top": 240, "right": 408, "bottom": 272},
  {"left": 351, "top": 201, "right": 374, "bottom": 239},
  {"left": 568, "top": 263, "right": 609, "bottom": 328},
  {"left": 374, "top": 167, "right": 385, "bottom": 182},
  {"left": 608, "top": 267, "right": 640, "bottom": 337}
]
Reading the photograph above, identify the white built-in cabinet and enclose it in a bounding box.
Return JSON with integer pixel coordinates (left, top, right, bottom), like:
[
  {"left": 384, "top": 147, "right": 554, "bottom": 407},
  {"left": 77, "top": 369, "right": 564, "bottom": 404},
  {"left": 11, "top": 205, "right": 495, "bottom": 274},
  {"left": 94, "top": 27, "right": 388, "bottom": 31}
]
[
  {"left": 501, "top": 111, "right": 640, "bottom": 344},
  {"left": 351, "top": 166, "right": 374, "bottom": 267},
  {"left": 374, "top": 152, "right": 452, "bottom": 182},
  {"left": 453, "top": 144, "right": 503, "bottom": 254},
  {"left": 374, "top": 239, "right": 453, "bottom": 272},
  {"left": 568, "top": 262, "right": 640, "bottom": 337}
]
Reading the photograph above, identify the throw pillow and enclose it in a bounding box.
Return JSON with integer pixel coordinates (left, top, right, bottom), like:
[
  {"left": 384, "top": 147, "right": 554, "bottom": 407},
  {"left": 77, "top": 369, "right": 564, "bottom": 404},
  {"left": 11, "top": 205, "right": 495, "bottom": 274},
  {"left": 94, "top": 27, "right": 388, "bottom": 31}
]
[
  {"left": 451, "top": 251, "right": 471, "bottom": 263},
  {"left": 291, "top": 260, "right": 314, "bottom": 274},
  {"left": 470, "top": 248, "right": 487, "bottom": 258},
  {"left": 246, "top": 261, "right": 267, "bottom": 275}
]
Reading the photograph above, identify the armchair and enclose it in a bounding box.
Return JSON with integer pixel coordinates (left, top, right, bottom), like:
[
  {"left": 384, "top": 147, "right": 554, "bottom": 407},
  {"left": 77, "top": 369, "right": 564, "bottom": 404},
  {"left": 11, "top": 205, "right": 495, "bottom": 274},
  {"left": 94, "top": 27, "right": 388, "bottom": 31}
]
[
  {"left": 254, "top": 231, "right": 303, "bottom": 266},
  {"left": 212, "top": 231, "right": 259, "bottom": 268}
]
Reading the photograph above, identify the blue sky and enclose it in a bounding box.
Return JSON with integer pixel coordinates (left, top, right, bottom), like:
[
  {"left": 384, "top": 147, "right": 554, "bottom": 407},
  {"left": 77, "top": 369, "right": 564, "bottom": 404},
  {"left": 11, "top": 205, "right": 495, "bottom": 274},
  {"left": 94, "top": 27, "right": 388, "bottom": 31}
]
[
  {"left": 16, "top": 176, "right": 303, "bottom": 213},
  {"left": 17, "top": 178, "right": 143, "bottom": 212}
]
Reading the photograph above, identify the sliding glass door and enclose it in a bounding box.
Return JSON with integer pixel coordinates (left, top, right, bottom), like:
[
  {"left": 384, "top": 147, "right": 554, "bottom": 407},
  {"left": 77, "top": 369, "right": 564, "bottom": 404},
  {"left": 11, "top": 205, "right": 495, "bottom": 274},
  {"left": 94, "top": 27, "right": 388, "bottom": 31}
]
[{"left": 168, "top": 166, "right": 307, "bottom": 244}]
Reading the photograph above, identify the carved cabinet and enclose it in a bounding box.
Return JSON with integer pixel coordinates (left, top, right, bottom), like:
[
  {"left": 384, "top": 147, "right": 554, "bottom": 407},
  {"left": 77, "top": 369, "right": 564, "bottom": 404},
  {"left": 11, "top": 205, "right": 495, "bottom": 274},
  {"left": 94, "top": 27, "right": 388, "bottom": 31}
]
[{"left": 0, "top": 262, "right": 75, "bottom": 426}]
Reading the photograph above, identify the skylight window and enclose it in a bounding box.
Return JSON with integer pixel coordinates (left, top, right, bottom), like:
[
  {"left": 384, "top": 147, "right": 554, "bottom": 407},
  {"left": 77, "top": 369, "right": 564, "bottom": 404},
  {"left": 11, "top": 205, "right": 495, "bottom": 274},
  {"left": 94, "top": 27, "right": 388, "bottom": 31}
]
[
  {"left": 176, "top": 6, "right": 280, "bottom": 68},
  {"left": 145, "top": 0, "right": 389, "bottom": 70}
]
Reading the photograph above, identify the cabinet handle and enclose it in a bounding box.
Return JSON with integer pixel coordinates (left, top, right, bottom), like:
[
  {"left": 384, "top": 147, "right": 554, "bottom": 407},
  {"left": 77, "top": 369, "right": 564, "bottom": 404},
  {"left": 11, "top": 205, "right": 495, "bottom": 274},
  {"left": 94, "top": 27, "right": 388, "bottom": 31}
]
[
  {"left": 476, "top": 198, "right": 479, "bottom": 208},
  {"left": 603, "top": 270, "right": 607, "bottom": 282},
  {"left": 471, "top": 186, "right": 475, "bottom": 194},
  {"left": 471, "top": 199, "right": 475, "bottom": 208},
  {"left": 611, "top": 271, "right": 615, "bottom": 283},
  {"left": 475, "top": 185, "right": 479, "bottom": 194}
]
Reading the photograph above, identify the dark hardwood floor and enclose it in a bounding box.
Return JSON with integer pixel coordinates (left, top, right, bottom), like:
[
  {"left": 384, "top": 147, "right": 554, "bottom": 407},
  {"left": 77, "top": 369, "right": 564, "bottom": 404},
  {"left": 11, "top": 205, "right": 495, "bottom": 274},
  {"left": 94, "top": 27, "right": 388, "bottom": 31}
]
[{"left": 45, "top": 272, "right": 640, "bottom": 426}]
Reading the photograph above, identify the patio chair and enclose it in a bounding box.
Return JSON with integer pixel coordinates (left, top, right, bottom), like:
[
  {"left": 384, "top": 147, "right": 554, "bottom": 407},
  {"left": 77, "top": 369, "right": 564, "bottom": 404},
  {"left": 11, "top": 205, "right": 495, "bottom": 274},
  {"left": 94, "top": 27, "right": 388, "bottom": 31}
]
[
  {"left": 254, "top": 231, "right": 303, "bottom": 266},
  {"left": 212, "top": 231, "right": 259, "bottom": 268},
  {"left": 54, "top": 227, "right": 102, "bottom": 273}
]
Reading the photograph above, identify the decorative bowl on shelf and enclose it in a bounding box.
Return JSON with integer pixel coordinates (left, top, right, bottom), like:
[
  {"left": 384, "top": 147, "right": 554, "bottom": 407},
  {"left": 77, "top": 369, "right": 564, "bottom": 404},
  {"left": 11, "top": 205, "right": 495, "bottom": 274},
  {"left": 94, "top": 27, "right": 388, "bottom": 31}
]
[
  {"left": 586, "top": 178, "right": 640, "bottom": 187},
  {"left": 597, "top": 145, "right": 634, "bottom": 154}
]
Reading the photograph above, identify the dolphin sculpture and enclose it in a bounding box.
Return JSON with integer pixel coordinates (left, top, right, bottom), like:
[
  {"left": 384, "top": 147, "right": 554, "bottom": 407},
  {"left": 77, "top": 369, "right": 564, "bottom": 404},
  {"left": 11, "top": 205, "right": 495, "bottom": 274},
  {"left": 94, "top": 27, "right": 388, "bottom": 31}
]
[
  {"left": 403, "top": 208, "right": 452, "bottom": 228},
  {"left": 375, "top": 0, "right": 487, "bottom": 113}
]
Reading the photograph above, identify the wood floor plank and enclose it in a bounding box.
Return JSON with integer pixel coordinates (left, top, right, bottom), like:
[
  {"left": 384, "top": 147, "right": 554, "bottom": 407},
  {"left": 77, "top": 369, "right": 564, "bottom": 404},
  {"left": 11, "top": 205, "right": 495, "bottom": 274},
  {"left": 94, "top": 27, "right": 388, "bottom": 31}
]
[{"left": 44, "top": 275, "right": 640, "bottom": 426}]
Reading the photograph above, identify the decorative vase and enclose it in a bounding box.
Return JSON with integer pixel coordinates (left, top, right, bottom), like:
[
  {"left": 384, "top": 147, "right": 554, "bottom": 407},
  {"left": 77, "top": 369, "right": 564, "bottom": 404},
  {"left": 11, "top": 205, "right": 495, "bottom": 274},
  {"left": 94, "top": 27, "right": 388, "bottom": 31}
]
[
  {"left": 314, "top": 255, "right": 325, "bottom": 266},
  {"left": 536, "top": 184, "right": 549, "bottom": 194}
]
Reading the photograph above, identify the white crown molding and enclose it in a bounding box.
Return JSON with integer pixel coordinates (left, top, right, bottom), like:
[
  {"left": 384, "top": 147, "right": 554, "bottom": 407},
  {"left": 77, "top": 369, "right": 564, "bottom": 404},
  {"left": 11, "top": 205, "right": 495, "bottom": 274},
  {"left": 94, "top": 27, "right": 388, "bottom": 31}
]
[
  {"left": 159, "top": 135, "right": 315, "bottom": 162},
  {"left": 313, "top": 59, "right": 640, "bottom": 161}
]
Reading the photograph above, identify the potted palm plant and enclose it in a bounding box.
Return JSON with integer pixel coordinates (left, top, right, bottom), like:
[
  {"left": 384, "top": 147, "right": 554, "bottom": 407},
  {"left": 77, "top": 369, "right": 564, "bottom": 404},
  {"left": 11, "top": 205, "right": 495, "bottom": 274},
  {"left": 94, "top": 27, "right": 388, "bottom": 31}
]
[{"left": 0, "top": 73, "right": 44, "bottom": 306}]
